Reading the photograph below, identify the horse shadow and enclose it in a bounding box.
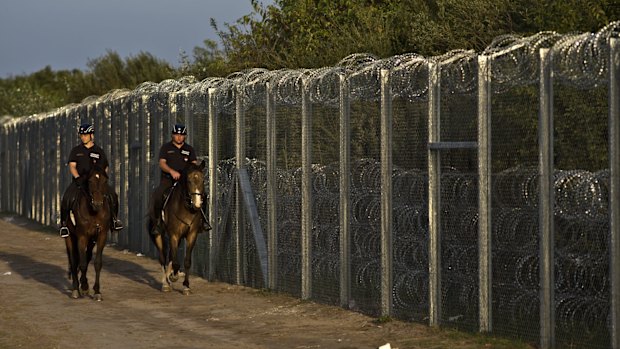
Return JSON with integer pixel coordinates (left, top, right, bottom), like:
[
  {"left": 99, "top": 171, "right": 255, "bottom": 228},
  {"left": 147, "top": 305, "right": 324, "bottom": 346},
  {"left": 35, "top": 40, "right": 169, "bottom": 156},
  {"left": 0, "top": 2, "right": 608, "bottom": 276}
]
[
  {"left": 0, "top": 251, "right": 70, "bottom": 295},
  {"left": 0, "top": 250, "right": 162, "bottom": 294},
  {"left": 102, "top": 252, "right": 160, "bottom": 291}
]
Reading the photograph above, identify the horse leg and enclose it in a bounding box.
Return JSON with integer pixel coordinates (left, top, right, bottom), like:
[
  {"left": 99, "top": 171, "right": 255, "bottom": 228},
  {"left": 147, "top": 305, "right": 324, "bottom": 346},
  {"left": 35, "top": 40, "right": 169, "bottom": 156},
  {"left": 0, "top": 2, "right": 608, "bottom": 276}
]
[
  {"left": 78, "top": 236, "right": 90, "bottom": 297},
  {"left": 168, "top": 235, "right": 181, "bottom": 283},
  {"left": 92, "top": 229, "right": 107, "bottom": 301},
  {"left": 152, "top": 233, "right": 171, "bottom": 292},
  {"left": 65, "top": 235, "right": 80, "bottom": 298},
  {"left": 182, "top": 231, "right": 198, "bottom": 295}
]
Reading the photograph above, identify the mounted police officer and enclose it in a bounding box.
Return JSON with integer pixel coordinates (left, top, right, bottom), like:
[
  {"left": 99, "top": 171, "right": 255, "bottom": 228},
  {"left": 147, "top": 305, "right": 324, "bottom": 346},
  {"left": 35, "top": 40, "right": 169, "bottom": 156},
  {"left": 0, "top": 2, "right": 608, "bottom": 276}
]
[
  {"left": 150, "top": 123, "right": 198, "bottom": 234},
  {"left": 59, "top": 123, "right": 123, "bottom": 237}
]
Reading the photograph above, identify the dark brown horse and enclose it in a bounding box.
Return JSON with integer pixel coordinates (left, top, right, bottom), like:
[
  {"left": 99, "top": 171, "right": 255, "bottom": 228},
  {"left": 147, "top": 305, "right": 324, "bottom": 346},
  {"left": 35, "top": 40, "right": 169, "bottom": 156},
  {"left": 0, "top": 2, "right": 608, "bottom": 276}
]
[
  {"left": 149, "top": 160, "right": 207, "bottom": 295},
  {"left": 65, "top": 164, "right": 111, "bottom": 300}
]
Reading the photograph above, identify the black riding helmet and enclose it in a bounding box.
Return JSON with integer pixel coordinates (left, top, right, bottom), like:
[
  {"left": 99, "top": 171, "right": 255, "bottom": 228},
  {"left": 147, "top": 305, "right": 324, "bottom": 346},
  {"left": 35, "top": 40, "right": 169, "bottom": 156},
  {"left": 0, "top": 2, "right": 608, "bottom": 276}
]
[
  {"left": 171, "top": 124, "right": 187, "bottom": 135},
  {"left": 78, "top": 123, "right": 94, "bottom": 134}
]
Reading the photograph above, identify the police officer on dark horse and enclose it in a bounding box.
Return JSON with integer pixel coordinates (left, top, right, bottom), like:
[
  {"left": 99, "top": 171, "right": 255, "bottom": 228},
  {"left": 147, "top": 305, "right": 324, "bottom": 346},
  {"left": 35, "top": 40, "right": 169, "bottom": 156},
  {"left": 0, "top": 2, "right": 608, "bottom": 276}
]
[
  {"left": 149, "top": 123, "right": 209, "bottom": 294},
  {"left": 59, "top": 123, "right": 123, "bottom": 237},
  {"left": 150, "top": 123, "right": 198, "bottom": 231}
]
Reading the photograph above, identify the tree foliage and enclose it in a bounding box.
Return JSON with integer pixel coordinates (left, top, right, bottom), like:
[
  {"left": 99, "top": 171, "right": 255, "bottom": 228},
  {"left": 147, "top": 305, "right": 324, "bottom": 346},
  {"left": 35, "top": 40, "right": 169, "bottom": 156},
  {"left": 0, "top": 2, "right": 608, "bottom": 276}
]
[
  {"left": 1, "top": 50, "right": 174, "bottom": 117},
  {"left": 214, "top": 0, "right": 619, "bottom": 70}
]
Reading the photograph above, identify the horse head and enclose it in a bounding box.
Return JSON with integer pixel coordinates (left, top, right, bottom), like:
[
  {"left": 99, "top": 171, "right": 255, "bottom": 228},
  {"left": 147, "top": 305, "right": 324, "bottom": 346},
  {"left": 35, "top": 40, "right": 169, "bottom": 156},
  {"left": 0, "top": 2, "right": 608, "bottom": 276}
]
[
  {"left": 183, "top": 160, "right": 206, "bottom": 210},
  {"left": 87, "top": 164, "right": 109, "bottom": 211}
]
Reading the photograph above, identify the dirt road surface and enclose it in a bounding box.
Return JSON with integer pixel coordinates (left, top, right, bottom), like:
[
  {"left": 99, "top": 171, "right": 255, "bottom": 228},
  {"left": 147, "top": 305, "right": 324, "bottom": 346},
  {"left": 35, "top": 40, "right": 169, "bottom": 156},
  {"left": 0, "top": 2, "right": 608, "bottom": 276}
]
[{"left": 0, "top": 214, "right": 531, "bottom": 349}]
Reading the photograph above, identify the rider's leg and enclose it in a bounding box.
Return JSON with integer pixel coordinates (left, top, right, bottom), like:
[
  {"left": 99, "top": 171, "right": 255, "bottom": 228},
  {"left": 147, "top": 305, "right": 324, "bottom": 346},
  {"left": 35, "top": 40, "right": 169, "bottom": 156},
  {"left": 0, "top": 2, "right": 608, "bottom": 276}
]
[
  {"left": 150, "top": 178, "right": 172, "bottom": 235},
  {"left": 59, "top": 182, "right": 78, "bottom": 237},
  {"left": 108, "top": 189, "right": 123, "bottom": 231}
]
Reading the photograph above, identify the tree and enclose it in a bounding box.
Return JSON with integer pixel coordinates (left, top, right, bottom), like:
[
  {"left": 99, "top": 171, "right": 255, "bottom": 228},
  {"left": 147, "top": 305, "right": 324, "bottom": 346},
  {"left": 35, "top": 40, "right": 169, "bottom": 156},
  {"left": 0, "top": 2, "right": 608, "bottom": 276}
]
[
  {"left": 178, "top": 38, "right": 229, "bottom": 80},
  {"left": 212, "top": 0, "right": 620, "bottom": 70}
]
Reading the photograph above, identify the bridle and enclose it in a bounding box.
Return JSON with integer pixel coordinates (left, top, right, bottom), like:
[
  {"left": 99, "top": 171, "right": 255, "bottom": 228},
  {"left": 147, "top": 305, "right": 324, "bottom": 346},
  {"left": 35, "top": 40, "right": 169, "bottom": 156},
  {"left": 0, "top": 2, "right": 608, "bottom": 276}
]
[
  {"left": 184, "top": 172, "right": 204, "bottom": 210},
  {"left": 169, "top": 170, "right": 204, "bottom": 211}
]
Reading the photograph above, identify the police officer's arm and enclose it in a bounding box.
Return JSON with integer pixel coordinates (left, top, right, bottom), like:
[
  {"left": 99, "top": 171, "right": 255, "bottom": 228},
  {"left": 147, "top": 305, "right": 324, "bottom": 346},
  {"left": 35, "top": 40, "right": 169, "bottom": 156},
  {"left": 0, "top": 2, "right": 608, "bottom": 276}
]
[
  {"left": 69, "top": 162, "right": 79, "bottom": 179},
  {"left": 159, "top": 159, "right": 181, "bottom": 180}
]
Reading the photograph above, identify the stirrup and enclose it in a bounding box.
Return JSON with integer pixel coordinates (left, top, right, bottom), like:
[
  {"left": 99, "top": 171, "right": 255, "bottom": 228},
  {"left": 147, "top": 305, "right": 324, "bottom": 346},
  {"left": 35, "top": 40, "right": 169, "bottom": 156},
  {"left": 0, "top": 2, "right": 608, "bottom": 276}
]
[
  {"left": 59, "top": 226, "right": 70, "bottom": 238},
  {"left": 113, "top": 219, "right": 124, "bottom": 231}
]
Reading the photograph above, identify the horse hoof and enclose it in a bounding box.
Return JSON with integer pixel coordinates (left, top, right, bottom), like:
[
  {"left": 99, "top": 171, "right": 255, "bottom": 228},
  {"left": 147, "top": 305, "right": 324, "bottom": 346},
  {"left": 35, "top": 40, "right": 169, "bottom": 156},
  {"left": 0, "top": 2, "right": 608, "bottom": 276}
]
[
  {"left": 71, "top": 290, "right": 80, "bottom": 299},
  {"left": 93, "top": 294, "right": 103, "bottom": 301},
  {"left": 182, "top": 288, "right": 191, "bottom": 295},
  {"left": 162, "top": 284, "right": 171, "bottom": 292}
]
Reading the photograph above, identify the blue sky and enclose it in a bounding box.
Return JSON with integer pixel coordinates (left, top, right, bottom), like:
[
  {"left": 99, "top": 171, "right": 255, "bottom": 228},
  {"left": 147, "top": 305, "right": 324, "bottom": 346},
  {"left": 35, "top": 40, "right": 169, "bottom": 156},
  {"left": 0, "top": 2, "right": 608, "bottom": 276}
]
[{"left": 0, "top": 0, "right": 274, "bottom": 78}]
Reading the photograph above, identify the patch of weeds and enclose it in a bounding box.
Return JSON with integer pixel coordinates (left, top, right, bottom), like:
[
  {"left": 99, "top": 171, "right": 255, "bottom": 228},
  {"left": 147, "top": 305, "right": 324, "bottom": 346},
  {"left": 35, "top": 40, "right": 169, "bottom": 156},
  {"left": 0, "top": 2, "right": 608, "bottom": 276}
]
[
  {"left": 255, "top": 288, "right": 273, "bottom": 297},
  {"left": 374, "top": 316, "right": 393, "bottom": 324}
]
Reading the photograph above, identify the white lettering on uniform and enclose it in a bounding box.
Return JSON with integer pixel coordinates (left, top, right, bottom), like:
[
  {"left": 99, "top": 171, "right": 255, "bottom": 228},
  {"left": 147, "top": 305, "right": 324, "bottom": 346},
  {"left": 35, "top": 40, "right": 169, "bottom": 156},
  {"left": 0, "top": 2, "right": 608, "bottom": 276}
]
[
  {"left": 181, "top": 150, "right": 190, "bottom": 156},
  {"left": 90, "top": 153, "right": 100, "bottom": 159}
]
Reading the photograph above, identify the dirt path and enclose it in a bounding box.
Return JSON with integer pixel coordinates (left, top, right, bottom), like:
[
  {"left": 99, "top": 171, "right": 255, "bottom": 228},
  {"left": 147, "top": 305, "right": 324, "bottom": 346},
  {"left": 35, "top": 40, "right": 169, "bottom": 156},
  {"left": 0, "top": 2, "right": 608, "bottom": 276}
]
[{"left": 0, "top": 214, "right": 531, "bottom": 349}]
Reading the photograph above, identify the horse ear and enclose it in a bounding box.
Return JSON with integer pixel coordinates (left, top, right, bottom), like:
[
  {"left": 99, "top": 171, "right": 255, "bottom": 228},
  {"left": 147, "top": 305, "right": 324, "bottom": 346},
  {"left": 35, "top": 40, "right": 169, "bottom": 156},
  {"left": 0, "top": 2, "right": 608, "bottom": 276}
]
[{"left": 199, "top": 160, "right": 206, "bottom": 170}]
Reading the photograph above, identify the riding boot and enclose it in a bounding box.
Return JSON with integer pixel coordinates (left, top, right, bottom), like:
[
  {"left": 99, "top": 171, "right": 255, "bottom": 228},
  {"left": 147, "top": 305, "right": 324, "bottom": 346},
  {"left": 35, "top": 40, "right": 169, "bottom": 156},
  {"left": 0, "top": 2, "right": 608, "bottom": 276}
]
[
  {"left": 149, "top": 181, "right": 172, "bottom": 236},
  {"left": 59, "top": 193, "right": 69, "bottom": 238},
  {"left": 107, "top": 193, "right": 124, "bottom": 231},
  {"left": 150, "top": 207, "right": 165, "bottom": 236},
  {"left": 111, "top": 199, "right": 124, "bottom": 231}
]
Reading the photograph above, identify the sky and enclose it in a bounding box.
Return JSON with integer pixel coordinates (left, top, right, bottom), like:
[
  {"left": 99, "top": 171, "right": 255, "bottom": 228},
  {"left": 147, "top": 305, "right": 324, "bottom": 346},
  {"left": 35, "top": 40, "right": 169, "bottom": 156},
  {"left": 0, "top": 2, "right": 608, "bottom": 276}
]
[{"left": 0, "top": 0, "right": 274, "bottom": 78}]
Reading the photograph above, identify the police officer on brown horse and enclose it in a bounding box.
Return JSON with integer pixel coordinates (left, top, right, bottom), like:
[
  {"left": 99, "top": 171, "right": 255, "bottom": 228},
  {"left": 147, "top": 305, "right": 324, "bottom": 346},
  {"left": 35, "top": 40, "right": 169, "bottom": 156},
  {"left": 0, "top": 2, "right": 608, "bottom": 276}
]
[
  {"left": 150, "top": 123, "right": 197, "bottom": 234},
  {"left": 59, "top": 123, "right": 123, "bottom": 237}
]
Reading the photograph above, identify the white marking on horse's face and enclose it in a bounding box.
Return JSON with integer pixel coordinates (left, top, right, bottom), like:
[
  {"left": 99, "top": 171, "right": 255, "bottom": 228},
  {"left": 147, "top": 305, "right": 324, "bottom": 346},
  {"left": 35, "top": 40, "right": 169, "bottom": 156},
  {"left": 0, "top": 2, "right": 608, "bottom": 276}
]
[
  {"left": 95, "top": 174, "right": 100, "bottom": 179},
  {"left": 194, "top": 194, "right": 202, "bottom": 208}
]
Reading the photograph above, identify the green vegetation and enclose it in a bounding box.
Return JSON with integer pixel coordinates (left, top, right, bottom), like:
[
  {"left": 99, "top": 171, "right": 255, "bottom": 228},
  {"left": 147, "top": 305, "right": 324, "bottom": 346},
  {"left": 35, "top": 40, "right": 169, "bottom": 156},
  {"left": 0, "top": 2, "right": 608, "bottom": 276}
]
[{"left": 374, "top": 315, "right": 394, "bottom": 324}]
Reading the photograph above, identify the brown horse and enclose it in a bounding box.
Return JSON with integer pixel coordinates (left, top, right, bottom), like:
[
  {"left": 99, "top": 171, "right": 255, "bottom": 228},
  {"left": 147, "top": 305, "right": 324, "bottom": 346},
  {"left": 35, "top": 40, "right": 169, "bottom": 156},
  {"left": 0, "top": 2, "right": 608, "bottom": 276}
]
[
  {"left": 65, "top": 164, "right": 111, "bottom": 301},
  {"left": 149, "top": 160, "right": 208, "bottom": 295}
]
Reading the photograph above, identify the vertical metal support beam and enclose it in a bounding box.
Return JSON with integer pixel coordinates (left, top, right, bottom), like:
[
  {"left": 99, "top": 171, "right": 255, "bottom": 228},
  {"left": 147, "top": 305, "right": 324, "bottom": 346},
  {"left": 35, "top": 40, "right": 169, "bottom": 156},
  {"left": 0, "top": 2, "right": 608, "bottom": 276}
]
[
  {"left": 208, "top": 88, "right": 219, "bottom": 281},
  {"left": 301, "top": 79, "right": 313, "bottom": 300},
  {"left": 140, "top": 95, "right": 152, "bottom": 254},
  {"left": 266, "top": 82, "right": 278, "bottom": 290},
  {"left": 0, "top": 125, "right": 4, "bottom": 212},
  {"left": 339, "top": 73, "right": 352, "bottom": 308},
  {"left": 184, "top": 92, "right": 194, "bottom": 145},
  {"left": 119, "top": 97, "right": 130, "bottom": 247},
  {"left": 478, "top": 55, "right": 493, "bottom": 332},
  {"left": 539, "top": 48, "right": 555, "bottom": 349},
  {"left": 36, "top": 120, "right": 42, "bottom": 223},
  {"left": 428, "top": 60, "right": 442, "bottom": 327},
  {"left": 380, "top": 69, "right": 393, "bottom": 316},
  {"left": 235, "top": 84, "right": 245, "bottom": 285},
  {"left": 609, "top": 37, "right": 620, "bottom": 349}
]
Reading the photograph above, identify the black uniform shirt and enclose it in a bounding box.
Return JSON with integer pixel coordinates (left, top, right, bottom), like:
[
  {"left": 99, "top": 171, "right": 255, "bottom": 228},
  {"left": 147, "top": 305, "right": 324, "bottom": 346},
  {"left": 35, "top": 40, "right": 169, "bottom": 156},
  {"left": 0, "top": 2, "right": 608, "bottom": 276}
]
[
  {"left": 68, "top": 143, "right": 109, "bottom": 177},
  {"left": 159, "top": 141, "right": 197, "bottom": 176}
]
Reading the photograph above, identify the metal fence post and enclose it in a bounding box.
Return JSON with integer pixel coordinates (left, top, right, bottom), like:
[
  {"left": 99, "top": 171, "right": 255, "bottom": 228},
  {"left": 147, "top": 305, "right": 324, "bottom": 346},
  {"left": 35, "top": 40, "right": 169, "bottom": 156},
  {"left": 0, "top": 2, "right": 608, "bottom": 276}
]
[
  {"left": 301, "top": 78, "right": 313, "bottom": 300},
  {"left": 478, "top": 54, "right": 492, "bottom": 333},
  {"left": 380, "top": 69, "right": 393, "bottom": 317},
  {"left": 266, "top": 82, "right": 278, "bottom": 291},
  {"left": 428, "top": 60, "right": 442, "bottom": 327},
  {"left": 539, "top": 47, "right": 555, "bottom": 349},
  {"left": 208, "top": 88, "right": 218, "bottom": 281},
  {"left": 235, "top": 84, "right": 245, "bottom": 285},
  {"left": 339, "top": 73, "right": 352, "bottom": 308},
  {"left": 609, "top": 37, "right": 620, "bottom": 349}
]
